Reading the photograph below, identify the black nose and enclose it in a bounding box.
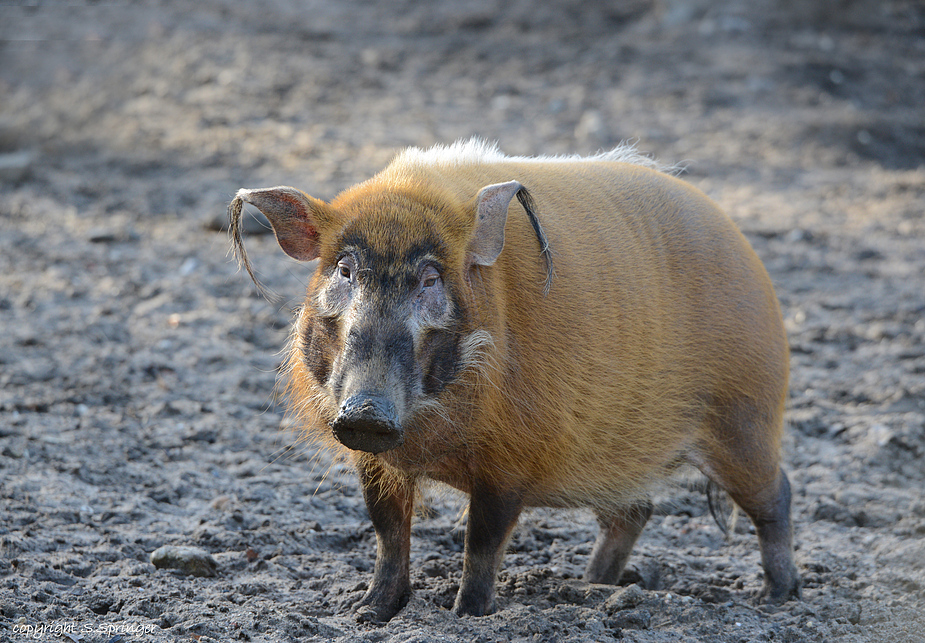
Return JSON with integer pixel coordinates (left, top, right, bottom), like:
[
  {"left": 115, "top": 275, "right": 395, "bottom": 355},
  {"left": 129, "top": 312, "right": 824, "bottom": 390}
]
[{"left": 330, "top": 394, "right": 404, "bottom": 454}]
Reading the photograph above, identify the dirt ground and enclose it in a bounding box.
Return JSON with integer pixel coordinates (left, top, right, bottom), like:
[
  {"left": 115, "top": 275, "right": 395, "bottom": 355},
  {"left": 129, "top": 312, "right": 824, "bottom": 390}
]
[{"left": 1, "top": 1, "right": 924, "bottom": 641}]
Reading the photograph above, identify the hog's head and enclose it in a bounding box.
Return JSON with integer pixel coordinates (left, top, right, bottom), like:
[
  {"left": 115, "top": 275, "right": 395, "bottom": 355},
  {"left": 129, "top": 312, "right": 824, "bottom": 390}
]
[{"left": 228, "top": 180, "right": 544, "bottom": 455}]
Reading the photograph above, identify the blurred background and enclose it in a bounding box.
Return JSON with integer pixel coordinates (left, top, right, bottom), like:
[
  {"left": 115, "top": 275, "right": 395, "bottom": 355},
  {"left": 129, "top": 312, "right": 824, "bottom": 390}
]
[{"left": 2, "top": 0, "right": 922, "bottom": 207}]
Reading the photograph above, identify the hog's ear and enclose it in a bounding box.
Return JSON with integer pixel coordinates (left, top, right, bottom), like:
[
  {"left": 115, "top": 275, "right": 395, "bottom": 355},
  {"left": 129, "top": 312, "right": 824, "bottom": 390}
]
[
  {"left": 228, "top": 186, "right": 329, "bottom": 296},
  {"left": 468, "top": 180, "right": 523, "bottom": 266},
  {"left": 232, "top": 186, "right": 327, "bottom": 261}
]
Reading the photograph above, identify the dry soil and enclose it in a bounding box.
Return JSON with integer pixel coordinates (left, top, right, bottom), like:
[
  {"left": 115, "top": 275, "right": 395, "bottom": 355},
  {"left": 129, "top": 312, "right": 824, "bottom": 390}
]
[{"left": 1, "top": 1, "right": 924, "bottom": 642}]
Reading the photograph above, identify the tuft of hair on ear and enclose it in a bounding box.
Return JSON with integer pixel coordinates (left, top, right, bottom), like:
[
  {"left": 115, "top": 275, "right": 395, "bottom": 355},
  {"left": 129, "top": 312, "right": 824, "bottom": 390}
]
[
  {"left": 227, "top": 194, "right": 281, "bottom": 303},
  {"left": 516, "top": 187, "right": 555, "bottom": 297}
]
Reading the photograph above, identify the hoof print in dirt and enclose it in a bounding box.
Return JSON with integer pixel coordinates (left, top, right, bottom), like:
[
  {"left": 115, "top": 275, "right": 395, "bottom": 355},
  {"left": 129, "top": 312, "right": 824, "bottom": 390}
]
[{"left": 150, "top": 545, "right": 218, "bottom": 577}]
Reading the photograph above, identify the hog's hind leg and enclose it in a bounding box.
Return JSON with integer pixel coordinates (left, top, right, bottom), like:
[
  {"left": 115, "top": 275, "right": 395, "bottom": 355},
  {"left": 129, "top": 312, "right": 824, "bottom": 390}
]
[
  {"left": 584, "top": 501, "right": 653, "bottom": 585},
  {"left": 701, "top": 401, "right": 801, "bottom": 603},
  {"left": 734, "top": 467, "right": 802, "bottom": 603}
]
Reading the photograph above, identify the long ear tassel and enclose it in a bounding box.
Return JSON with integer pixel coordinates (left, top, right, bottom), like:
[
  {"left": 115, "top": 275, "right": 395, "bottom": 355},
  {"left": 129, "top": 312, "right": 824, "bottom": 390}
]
[
  {"left": 227, "top": 195, "right": 280, "bottom": 302},
  {"left": 516, "top": 188, "right": 555, "bottom": 297}
]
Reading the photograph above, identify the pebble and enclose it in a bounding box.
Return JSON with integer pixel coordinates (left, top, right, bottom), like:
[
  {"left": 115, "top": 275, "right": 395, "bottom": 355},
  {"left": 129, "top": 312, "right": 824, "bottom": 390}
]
[
  {"left": 88, "top": 227, "right": 140, "bottom": 243},
  {"left": 603, "top": 583, "right": 647, "bottom": 613},
  {"left": 150, "top": 545, "right": 218, "bottom": 577},
  {"left": 0, "top": 150, "right": 35, "bottom": 182}
]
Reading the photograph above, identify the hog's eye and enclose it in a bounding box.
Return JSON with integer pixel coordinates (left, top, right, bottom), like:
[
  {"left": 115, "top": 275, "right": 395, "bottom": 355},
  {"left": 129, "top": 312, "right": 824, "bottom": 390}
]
[
  {"left": 337, "top": 260, "right": 353, "bottom": 281},
  {"left": 420, "top": 265, "right": 441, "bottom": 289}
]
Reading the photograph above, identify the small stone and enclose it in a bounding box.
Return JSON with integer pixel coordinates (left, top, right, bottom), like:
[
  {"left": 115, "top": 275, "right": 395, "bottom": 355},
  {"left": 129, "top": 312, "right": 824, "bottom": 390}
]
[
  {"left": 150, "top": 546, "right": 218, "bottom": 577},
  {"left": 210, "top": 495, "right": 233, "bottom": 510},
  {"left": 607, "top": 608, "right": 652, "bottom": 630},
  {"left": 88, "top": 227, "right": 140, "bottom": 243},
  {"left": 0, "top": 150, "right": 35, "bottom": 183},
  {"left": 179, "top": 257, "right": 199, "bottom": 276},
  {"left": 603, "top": 583, "right": 648, "bottom": 613},
  {"left": 88, "top": 228, "right": 119, "bottom": 243},
  {"left": 785, "top": 228, "right": 810, "bottom": 243}
]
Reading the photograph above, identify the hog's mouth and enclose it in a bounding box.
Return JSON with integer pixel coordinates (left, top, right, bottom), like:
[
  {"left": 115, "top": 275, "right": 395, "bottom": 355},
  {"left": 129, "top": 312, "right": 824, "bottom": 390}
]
[{"left": 330, "top": 394, "right": 405, "bottom": 454}]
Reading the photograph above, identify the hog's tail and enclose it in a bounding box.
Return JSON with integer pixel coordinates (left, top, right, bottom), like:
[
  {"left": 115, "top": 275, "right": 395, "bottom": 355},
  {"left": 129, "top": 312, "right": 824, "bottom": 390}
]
[{"left": 706, "top": 480, "right": 740, "bottom": 538}]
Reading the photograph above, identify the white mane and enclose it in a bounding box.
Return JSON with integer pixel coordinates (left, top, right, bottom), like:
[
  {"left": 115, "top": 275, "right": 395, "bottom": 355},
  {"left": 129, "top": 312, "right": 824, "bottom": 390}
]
[{"left": 393, "top": 137, "right": 675, "bottom": 173}]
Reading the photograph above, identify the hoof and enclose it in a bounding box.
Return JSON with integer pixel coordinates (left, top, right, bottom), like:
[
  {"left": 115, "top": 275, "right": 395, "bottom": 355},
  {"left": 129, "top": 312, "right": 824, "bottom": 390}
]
[
  {"left": 355, "top": 604, "right": 389, "bottom": 624},
  {"left": 354, "top": 588, "right": 410, "bottom": 624},
  {"left": 452, "top": 595, "right": 494, "bottom": 617},
  {"left": 758, "top": 574, "right": 802, "bottom": 605}
]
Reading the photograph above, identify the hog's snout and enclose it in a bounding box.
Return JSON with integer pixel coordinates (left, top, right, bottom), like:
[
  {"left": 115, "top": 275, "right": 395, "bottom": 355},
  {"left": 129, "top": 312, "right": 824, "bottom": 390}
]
[{"left": 331, "top": 394, "right": 404, "bottom": 454}]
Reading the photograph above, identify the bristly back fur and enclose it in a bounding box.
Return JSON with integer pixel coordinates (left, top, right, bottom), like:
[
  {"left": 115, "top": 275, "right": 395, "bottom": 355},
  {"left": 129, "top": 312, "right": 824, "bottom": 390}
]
[{"left": 394, "top": 137, "right": 680, "bottom": 175}]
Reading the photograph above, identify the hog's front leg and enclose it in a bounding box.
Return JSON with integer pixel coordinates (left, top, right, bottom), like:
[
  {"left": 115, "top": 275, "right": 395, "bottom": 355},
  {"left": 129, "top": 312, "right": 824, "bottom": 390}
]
[
  {"left": 354, "top": 458, "right": 415, "bottom": 623},
  {"left": 453, "top": 483, "right": 523, "bottom": 617}
]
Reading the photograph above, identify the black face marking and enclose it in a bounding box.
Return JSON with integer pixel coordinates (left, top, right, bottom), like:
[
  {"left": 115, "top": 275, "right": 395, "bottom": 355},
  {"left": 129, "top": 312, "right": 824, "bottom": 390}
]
[
  {"left": 420, "top": 329, "right": 460, "bottom": 396},
  {"left": 344, "top": 322, "right": 415, "bottom": 373},
  {"left": 303, "top": 315, "right": 338, "bottom": 384},
  {"left": 387, "top": 328, "right": 416, "bottom": 377},
  {"left": 310, "top": 207, "right": 470, "bottom": 415},
  {"left": 339, "top": 224, "right": 449, "bottom": 296}
]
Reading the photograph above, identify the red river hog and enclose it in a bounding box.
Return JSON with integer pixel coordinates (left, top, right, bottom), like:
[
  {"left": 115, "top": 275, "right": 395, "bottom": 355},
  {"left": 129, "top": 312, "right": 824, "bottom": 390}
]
[{"left": 227, "top": 139, "right": 801, "bottom": 622}]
